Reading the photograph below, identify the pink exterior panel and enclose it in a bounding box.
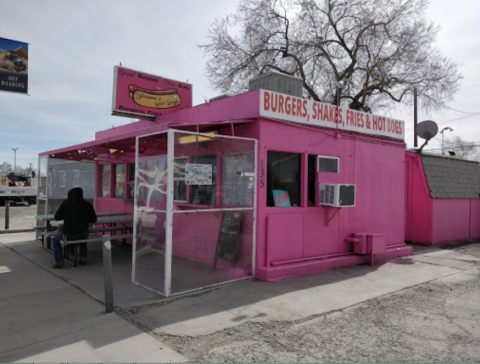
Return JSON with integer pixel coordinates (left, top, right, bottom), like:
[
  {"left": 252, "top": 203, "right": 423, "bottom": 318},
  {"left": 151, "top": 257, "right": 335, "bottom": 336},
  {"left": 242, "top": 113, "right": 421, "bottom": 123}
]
[
  {"left": 405, "top": 151, "right": 480, "bottom": 246},
  {"left": 432, "top": 199, "right": 471, "bottom": 244},
  {"left": 256, "top": 119, "right": 410, "bottom": 279},
  {"left": 405, "top": 153, "right": 433, "bottom": 244},
  {"left": 471, "top": 200, "right": 480, "bottom": 238}
]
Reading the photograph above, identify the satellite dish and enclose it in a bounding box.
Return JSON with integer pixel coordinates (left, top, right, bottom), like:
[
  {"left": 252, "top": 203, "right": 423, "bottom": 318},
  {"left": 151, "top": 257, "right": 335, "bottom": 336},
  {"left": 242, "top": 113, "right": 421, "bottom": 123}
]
[
  {"left": 416, "top": 120, "right": 438, "bottom": 154},
  {"left": 416, "top": 120, "right": 438, "bottom": 140}
]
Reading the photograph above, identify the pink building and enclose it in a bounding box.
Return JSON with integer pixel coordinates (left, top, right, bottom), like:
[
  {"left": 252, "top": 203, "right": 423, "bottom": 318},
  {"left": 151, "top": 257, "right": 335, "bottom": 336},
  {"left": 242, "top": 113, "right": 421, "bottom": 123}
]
[
  {"left": 38, "top": 85, "right": 413, "bottom": 296},
  {"left": 405, "top": 151, "right": 480, "bottom": 245}
]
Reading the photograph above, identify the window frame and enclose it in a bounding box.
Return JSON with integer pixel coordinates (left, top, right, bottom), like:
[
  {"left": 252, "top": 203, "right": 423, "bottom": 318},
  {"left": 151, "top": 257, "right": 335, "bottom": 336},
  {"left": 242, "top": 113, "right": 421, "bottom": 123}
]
[
  {"left": 317, "top": 155, "right": 340, "bottom": 173},
  {"left": 113, "top": 163, "right": 126, "bottom": 199},
  {"left": 173, "top": 156, "right": 188, "bottom": 203},
  {"left": 100, "top": 164, "right": 111, "bottom": 198},
  {"left": 266, "top": 150, "right": 303, "bottom": 208}
]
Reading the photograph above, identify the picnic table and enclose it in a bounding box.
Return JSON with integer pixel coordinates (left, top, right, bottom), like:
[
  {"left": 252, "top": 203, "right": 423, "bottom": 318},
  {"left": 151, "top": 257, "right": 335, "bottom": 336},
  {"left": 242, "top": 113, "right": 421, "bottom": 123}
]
[
  {"left": 36, "top": 212, "right": 135, "bottom": 266},
  {"left": 35, "top": 211, "right": 129, "bottom": 249}
]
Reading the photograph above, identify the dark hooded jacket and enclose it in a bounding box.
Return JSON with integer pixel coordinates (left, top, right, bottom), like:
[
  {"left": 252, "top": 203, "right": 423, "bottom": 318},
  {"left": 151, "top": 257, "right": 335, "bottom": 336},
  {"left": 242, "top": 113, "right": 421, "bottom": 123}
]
[{"left": 54, "top": 187, "right": 97, "bottom": 235}]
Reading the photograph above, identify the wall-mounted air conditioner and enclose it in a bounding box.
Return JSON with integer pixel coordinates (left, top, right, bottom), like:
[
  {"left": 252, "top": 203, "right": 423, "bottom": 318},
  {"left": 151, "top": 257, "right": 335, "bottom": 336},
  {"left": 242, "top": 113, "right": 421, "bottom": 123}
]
[{"left": 319, "top": 184, "right": 356, "bottom": 207}]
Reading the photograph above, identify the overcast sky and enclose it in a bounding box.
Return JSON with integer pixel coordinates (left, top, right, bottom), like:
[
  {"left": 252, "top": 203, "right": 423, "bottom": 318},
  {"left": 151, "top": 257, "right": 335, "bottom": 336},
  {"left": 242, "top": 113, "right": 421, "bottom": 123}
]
[{"left": 0, "top": 0, "right": 479, "bottom": 170}]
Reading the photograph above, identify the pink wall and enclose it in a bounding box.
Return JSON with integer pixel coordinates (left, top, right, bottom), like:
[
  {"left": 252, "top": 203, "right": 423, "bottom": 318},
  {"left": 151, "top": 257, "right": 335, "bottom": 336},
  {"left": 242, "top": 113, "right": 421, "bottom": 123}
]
[
  {"left": 405, "top": 152, "right": 480, "bottom": 245},
  {"left": 256, "top": 119, "right": 408, "bottom": 275},
  {"left": 432, "top": 199, "right": 471, "bottom": 243},
  {"left": 405, "top": 153, "right": 433, "bottom": 244}
]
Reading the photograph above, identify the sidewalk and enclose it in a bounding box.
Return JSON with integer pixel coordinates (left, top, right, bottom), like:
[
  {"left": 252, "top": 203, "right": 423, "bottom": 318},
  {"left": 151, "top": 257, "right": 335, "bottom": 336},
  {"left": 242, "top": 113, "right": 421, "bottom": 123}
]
[
  {"left": 1, "top": 232, "right": 479, "bottom": 362},
  {"left": 0, "top": 233, "right": 187, "bottom": 363}
]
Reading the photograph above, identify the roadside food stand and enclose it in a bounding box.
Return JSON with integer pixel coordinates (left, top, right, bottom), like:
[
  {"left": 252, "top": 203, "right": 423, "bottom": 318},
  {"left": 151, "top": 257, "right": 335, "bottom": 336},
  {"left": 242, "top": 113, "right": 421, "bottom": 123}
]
[{"left": 38, "top": 76, "right": 412, "bottom": 297}]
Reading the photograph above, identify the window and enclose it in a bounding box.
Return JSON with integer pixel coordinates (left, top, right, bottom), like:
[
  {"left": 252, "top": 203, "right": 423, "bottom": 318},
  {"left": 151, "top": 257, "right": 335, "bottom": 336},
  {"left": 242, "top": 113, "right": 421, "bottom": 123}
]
[
  {"left": 127, "top": 162, "right": 135, "bottom": 199},
  {"left": 174, "top": 157, "right": 187, "bottom": 202},
  {"left": 73, "top": 169, "right": 80, "bottom": 187},
  {"left": 223, "top": 152, "right": 254, "bottom": 207},
  {"left": 267, "top": 151, "right": 301, "bottom": 207},
  {"left": 318, "top": 156, "right": 339, "bottom": 173},
  {"left": 59, "top": 171, "right": 66, "bottom": 188},
  {"left": 308, "top": 155, "right": 316, "bottom": 206},
  {"left": 189, "top": 154, "right": 217, "bottom": 205},
  {"left": 101, "top": 164, "right": 110, "bottom": 197},
  {"left": 114, "top": 164, "right": 125, "bottom": 198}
]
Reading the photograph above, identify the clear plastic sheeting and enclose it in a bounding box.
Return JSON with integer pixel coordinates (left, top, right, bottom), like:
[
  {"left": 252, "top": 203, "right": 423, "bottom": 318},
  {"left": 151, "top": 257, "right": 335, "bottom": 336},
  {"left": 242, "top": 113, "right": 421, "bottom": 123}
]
[
  {"left": 132, "top": 132, "right": 169, "bottom": 296},
  {"left": 133, "top": 130, "right": 257, "bottom": 297},
  {"left": 171, "top": 209, "right": 254, "bottom": 295},
  {"left": 36, "top": 156, "right": 95, "bottom": 240}
]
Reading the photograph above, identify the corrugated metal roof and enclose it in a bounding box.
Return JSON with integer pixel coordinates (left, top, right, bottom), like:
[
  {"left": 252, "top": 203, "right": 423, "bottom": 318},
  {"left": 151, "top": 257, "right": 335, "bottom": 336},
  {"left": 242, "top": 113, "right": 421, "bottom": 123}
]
[{"left": 421, "top": 154, "right": 480, "bottom": 199}]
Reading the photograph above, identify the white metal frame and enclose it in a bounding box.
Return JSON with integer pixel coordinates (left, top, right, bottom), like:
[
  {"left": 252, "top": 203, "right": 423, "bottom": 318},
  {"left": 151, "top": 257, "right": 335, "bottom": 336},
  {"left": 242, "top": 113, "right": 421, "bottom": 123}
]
[{"left": 132, "top": 129, "right": 258, "bottom": 297}]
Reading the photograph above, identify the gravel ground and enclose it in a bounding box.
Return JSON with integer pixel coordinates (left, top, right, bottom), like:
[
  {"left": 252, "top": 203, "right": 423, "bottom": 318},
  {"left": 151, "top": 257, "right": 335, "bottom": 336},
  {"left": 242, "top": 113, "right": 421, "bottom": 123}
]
[
  {"left": 121, "top": 243, "right": 480, "bottom": 363},
  {"left": 0, "top": 203, "right": 37, "bottom": 231}
]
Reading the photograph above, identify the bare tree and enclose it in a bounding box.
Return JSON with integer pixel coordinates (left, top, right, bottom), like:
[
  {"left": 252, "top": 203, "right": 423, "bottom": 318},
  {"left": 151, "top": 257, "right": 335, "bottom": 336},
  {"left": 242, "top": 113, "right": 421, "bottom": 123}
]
[
  {"left": 444, "top": 137, "right": 480, "bottom": 161},
  {"left": 0, "top": 162, "right": 12, "bottom": 177},
  {"left": 201, "top": 0, "right": 461, "bottom": 113}
]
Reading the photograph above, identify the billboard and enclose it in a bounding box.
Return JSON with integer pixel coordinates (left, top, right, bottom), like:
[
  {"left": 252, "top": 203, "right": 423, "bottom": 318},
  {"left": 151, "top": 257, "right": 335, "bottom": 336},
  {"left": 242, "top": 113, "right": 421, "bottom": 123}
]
[
  {"left": 0, "top": 37, "right": 29, "bottom": 94},
  {"left": 112, "top": 66, "right": 192, "bottom": 120}
]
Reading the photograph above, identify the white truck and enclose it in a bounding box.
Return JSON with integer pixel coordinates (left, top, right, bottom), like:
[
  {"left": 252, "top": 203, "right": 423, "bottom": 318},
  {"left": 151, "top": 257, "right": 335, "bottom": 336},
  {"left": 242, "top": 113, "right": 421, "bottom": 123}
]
[{"left": 0, "top": 172, "right": 37, "bottom": 205}]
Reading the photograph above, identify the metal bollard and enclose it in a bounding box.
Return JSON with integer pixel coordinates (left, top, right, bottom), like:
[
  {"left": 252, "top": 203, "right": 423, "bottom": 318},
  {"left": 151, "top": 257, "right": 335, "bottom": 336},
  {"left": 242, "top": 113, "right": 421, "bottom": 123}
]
[
  {"left": 4, "top": 200, "right": 10, "bottom": 230},
  {"left": 102, "top": 235, "right": 114, "bottom": 313}
]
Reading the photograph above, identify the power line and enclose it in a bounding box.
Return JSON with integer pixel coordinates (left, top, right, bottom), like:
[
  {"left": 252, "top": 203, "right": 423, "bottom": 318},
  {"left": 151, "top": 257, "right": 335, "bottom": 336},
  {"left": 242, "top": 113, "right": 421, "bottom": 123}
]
[
  {"left": 405, "top": 111, "right": 480, "bottom": 131},
  {"left": 443, "top": 105, "right": 480, "bottom": 114}
]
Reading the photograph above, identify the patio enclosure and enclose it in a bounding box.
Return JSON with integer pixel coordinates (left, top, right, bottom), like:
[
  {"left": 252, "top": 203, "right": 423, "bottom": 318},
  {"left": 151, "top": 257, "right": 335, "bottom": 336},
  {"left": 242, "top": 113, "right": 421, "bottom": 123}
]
[{"left": 133, "top": 130, "right": 257, "bottom": 296}]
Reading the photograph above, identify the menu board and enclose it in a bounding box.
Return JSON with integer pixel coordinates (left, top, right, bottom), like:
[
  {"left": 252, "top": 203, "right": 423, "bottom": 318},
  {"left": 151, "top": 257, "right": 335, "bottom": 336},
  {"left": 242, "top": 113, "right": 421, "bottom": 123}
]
[
  {"left": 223, "top": 152, "right": 254, "bottom": 206},
  {"left": 185, "top": 163, "right": 212, "bottom": 185},
  {"left": 213, "top": 211, "right": 244, "bottom": 270}
]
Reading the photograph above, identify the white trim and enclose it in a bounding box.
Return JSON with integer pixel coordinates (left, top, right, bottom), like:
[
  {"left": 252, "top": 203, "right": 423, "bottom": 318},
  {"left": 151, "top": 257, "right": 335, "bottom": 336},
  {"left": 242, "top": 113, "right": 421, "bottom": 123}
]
[
  {"left": 111, "top": 66, "right": 118, "bottom": 114},
  {"left": 165, "top": 130, "right": 175, "bottom": 296},
  {"left": 252, "top": 139, "right": 258, "bottom": 277},
  {"left": 131, "top": 136, "right": 139, "bottom": 283},
  {"left": 317, "top": 155, "right": 340, "bottom": 173}
]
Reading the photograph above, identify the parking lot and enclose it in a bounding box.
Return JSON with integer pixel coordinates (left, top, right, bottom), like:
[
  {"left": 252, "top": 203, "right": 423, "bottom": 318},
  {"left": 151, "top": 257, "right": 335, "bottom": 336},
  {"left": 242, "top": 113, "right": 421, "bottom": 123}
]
[{"left": 0, "top": 202, "right": 37, "bottom": 231}]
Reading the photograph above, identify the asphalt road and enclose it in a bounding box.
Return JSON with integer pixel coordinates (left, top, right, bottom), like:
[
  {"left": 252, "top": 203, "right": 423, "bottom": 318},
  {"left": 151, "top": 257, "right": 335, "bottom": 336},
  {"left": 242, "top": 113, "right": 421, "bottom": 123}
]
[{"left": 0, "top": 203, "right": 37, "bottom": 231}]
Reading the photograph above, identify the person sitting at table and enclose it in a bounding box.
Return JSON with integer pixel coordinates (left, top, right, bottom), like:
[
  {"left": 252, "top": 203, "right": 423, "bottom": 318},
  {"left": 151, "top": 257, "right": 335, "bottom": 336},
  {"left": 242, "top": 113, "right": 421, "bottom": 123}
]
[{"left": 51, "top": 187, "right": 97, "bottom": 268}]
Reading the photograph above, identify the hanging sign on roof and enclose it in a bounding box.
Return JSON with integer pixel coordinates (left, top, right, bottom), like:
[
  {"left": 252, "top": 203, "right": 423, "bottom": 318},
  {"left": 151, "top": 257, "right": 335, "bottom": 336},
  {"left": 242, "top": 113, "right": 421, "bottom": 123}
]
[
  {"left": 259, "top": 90, "right": 404, "bottom": 140},
  {"left": 112, "top": 66, "right": 192, "bottom": 120}
]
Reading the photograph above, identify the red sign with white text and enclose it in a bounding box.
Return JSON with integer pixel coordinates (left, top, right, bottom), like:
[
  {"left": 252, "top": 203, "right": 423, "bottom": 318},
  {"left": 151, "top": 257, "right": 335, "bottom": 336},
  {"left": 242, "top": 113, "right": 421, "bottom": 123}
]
[
  {"left": 259, "top": 90, "right": 404, "bottom": 140},
  {"left": 112, "top": 66, "right": 192, "bottom": 119}
]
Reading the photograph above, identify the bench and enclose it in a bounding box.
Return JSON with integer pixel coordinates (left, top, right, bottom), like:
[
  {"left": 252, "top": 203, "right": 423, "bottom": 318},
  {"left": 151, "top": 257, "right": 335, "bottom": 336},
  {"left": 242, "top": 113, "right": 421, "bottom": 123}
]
[
  {"left": 60, "top": 233, "right": 134, "bottom": 266},
  {"left": 43, "top": 225, "right": 128, "bottom": 238}
]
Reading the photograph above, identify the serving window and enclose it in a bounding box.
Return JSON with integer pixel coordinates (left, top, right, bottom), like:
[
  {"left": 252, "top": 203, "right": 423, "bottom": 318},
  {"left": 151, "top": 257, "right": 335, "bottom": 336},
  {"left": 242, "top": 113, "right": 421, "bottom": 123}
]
[
  {"left": 267, "top": 151, "right": 301, "bottom": 207},
  {"left": 101, "top": 164, "right": 111, "bottom": 197},
  {"left": 114, "top": 163, "right": 126, "bottom": 198}
]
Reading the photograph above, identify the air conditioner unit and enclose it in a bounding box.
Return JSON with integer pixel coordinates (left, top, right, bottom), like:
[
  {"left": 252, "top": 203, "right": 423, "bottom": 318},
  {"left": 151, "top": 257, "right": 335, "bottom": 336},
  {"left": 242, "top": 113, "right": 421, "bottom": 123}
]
[
  {"left": 248, "top": 73, "right": 304, "bottom": 97},
  {"left": 319, "top": 184, "right": 356, "bottom": 207}
]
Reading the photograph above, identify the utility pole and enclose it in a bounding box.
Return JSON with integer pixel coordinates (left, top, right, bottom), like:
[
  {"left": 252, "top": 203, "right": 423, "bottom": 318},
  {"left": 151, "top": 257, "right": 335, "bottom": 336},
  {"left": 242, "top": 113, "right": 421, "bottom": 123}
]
[
  {"left": 414, "top": 88, "right": 418, "bottom": 148},
  {"left": 12, "top": 148, "right": 18, "bottom": 171}
]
